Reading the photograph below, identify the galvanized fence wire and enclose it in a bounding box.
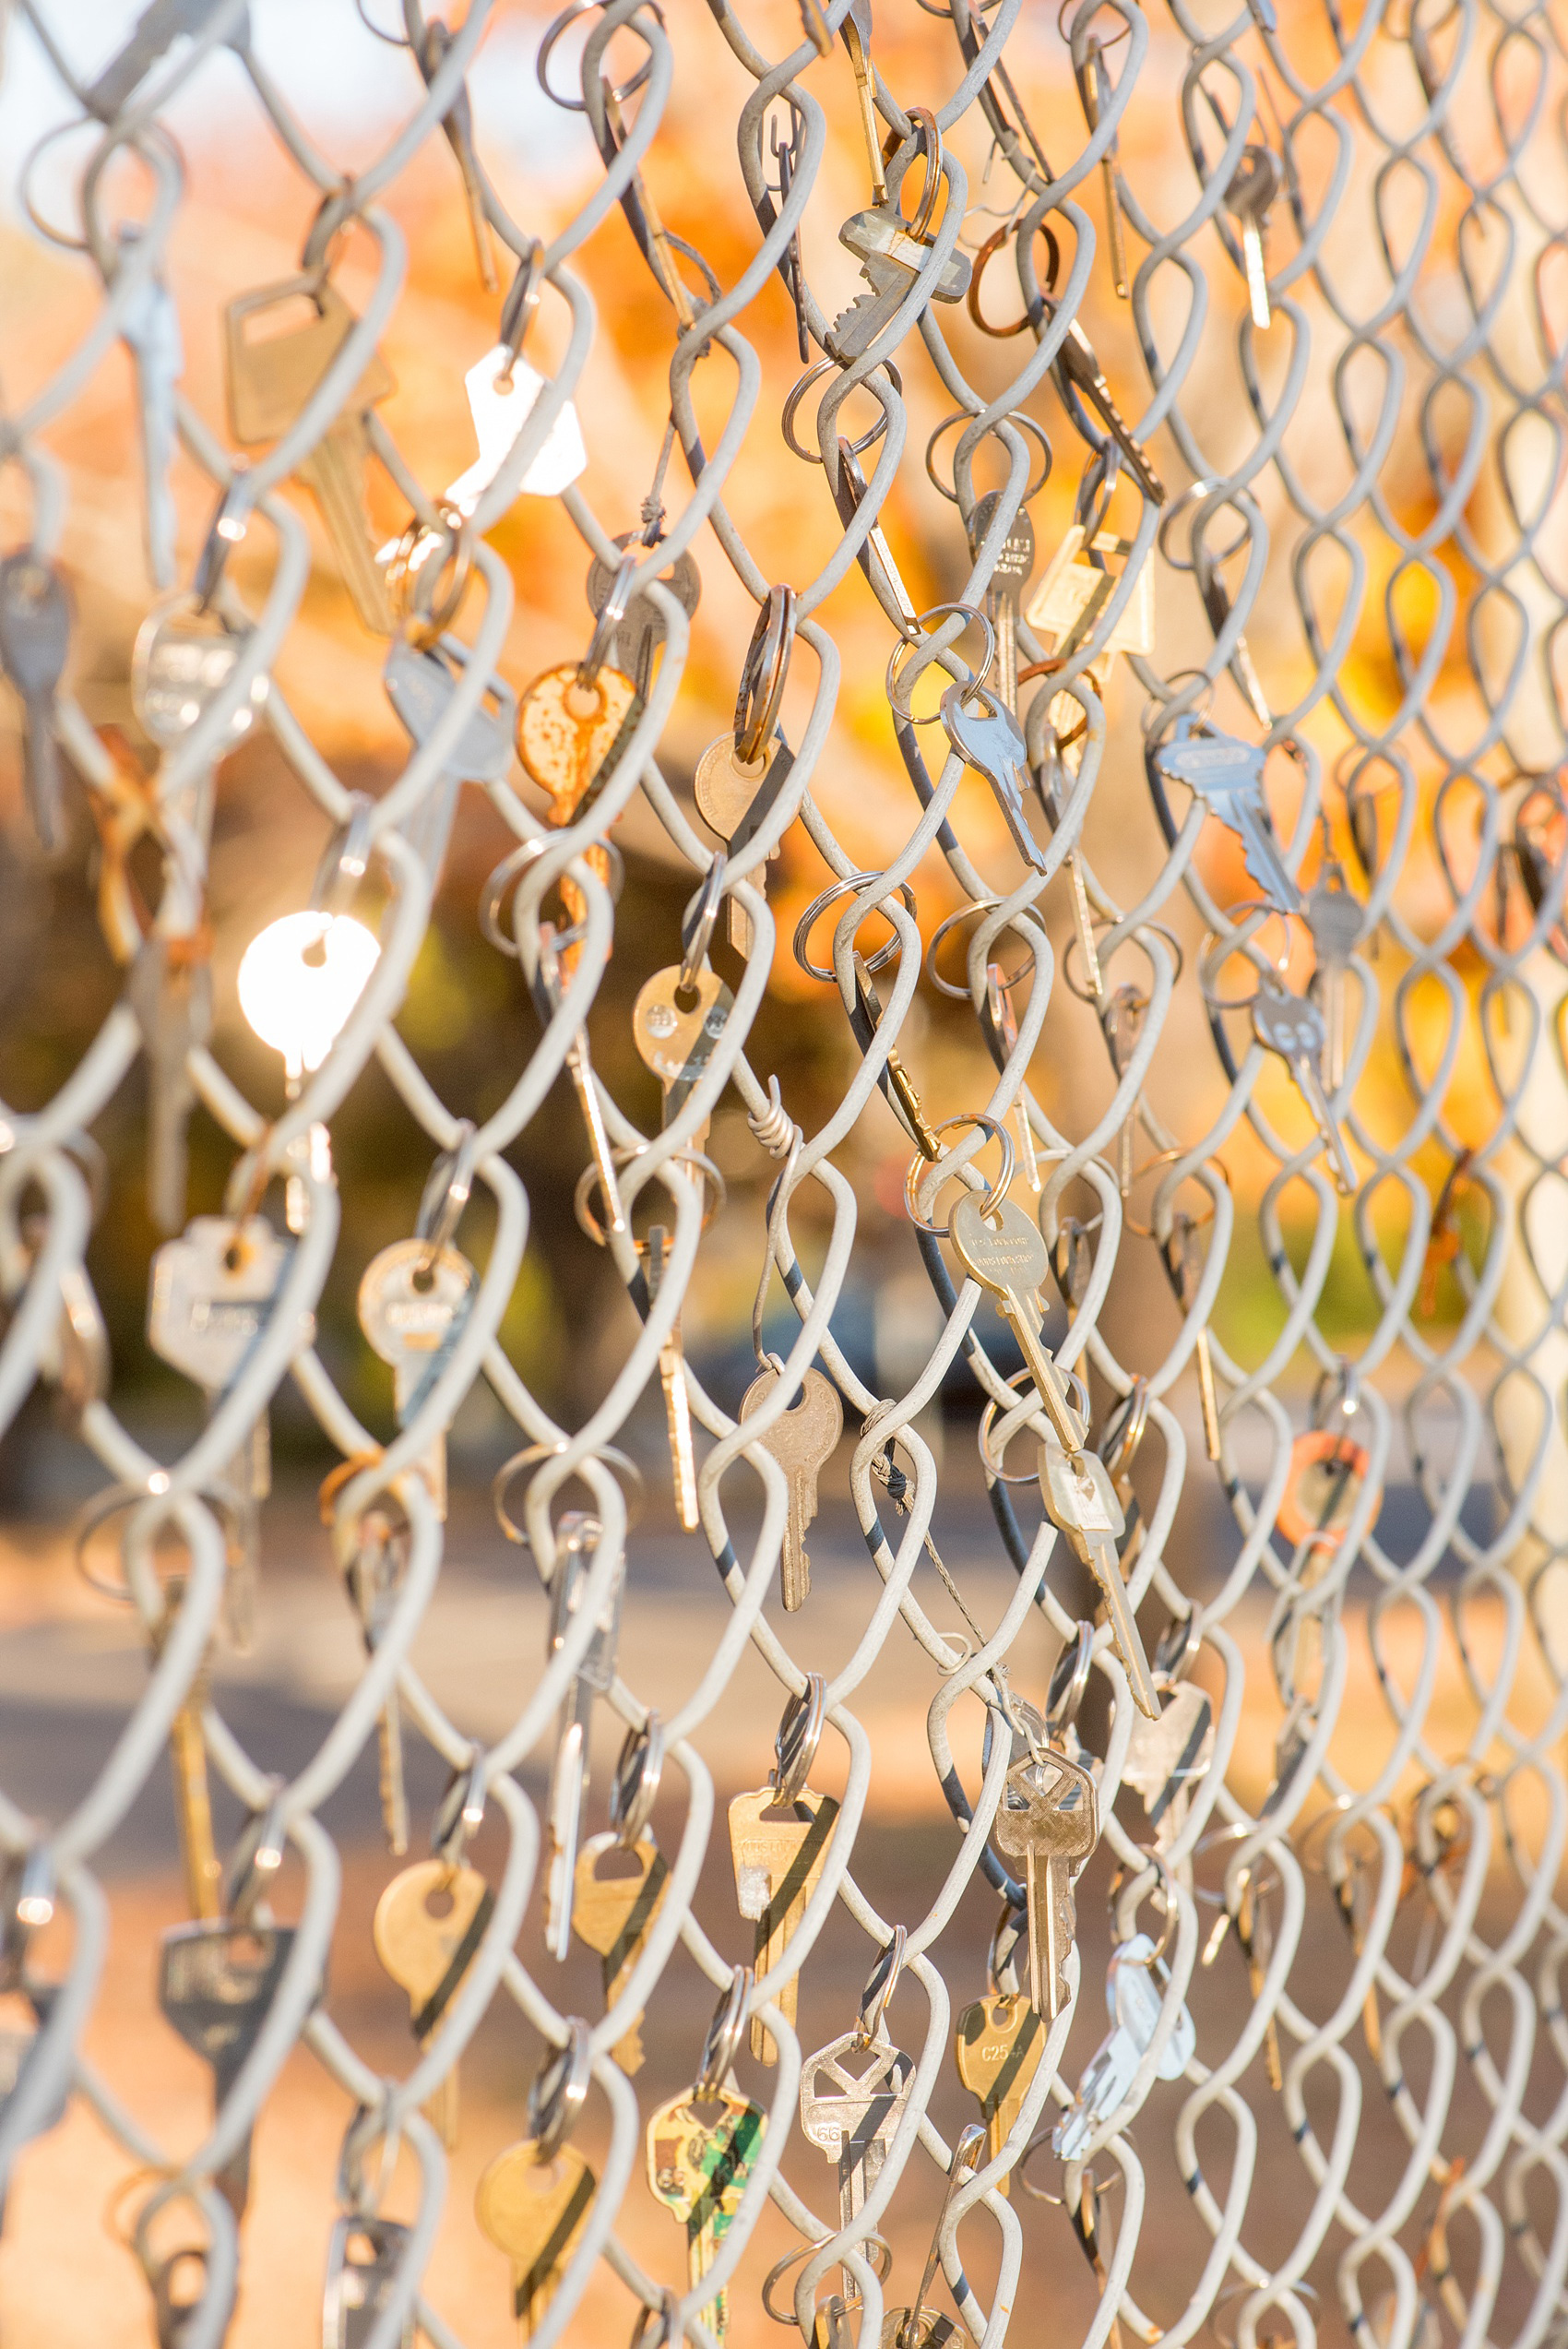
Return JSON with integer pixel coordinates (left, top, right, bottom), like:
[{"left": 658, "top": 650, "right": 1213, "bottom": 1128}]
[{"left": 2, "top": 0, "right": 1568, "bottom": 2343}]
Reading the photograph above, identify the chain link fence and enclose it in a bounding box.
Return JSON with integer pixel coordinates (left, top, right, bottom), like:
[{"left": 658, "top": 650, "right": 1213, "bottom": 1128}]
[{"left": 2, "top": 0, "right": 1567, "bottom": 2345}]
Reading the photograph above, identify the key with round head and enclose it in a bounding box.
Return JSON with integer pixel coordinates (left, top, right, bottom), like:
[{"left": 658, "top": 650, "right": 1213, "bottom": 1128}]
[
  {"left": 695, "top": 733, "right": 792, "bottom": 953},
  {"left": 374, "top": 1855, "right": 493, "bottom": 2148},
  {"left": 954, "top": 1991, "right": 1043, "bottom": 2195},
  {"left": 541, "top": 1513, "right": 625, "bottom": 1962},
  {"left": 729, "top": 1779, "right": 840, "bottom": 2062},
  {"left": 323, "top": 2215, "right": 416, "bottom": 2349},
  {"left": 939, "top": 680, "right": 1048, "bottom": 873},
  {"left": 739, "top": 1365, "right": 843, "bottom": 1610},
  {"left": 949, "top": 1192, "right": 1086, "bottom": 1456},
  {"left": 992, "top": 1747, "right": 1098, "bottom": 2019},
  {"left": 574, "top": 1830, "right": 670, "bottom": 2072},
  {"left": 632, "top": 964, "right": 733, "bottom": 1155},
  {"left": 160, "top": 1918, "right": 294, "bottom": 2214},
  {"left": 1253, "top": 980, "right": 1357, "bottom": 1194},
  {"left": 1224, "top": 143, "right": 1280, "bottom": 330},
  {"left": 0, "top": 554, "right": 71, "bottom": 853},
  {"left": 476, "top": 2136, "right": 597, "bottom": 2335},
  {"left": 358, "top": 1238, "right": 477, "bottom": 1520},
  {"left": 647, "top": 2085, "right": 767, "bottom": 2340},
  {"left": 1039, "top": 1432, "right": 1159, "bottom": 1718}
]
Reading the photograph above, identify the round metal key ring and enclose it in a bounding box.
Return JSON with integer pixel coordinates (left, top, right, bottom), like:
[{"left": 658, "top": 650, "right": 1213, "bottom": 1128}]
[
  {"left": 905, "top": 1113, "right": 1016, "bottom": 1238},
  {"left": 793, "top": 873, "right": 919, "bottom": 983},
  {"left": 966, "top": 212, "right": 1061, "bottom": 339},
  {"left": 978, "top": 1361, "right": 1092, "bottom": 1484},
  {"left": 1156, "top": 476, "right": 1259, "bottom": 575},
  {"left": 885, "top": 602, "right": 996, "bottom": 724},
  {"left": 695, "top": 1964, "right": 754, "bottom": 2100},
  {"left": 72, "top": 1480, "right": 193, "bottom": 1607},
  {"left": 536, "top": 0, "right": 663, "bottom": 110},
  {"left": 780, "top": 357, "right": 905, "bottom": 467},
  {"left": 1061, "top": 918, "right": 1184, "bottom": 1008},
  {"left": 385, "top": 500, "right": 473, "bottom": 649},
  {"left": 492, "top": 1438, "right": 647, "bottom": 1552},
  {"left": 925, "top": 900, "right": 1039, "bottom": 1000},
  {"left": 610, "top": 1712, "right": 665, "bottom": 1847},
  {"left": 481, "top": 837, "right": 627, "bottom": 960},
  {"left": 924, "top": 409, "right": 1052, "bottom": 505},
  {"left": 775, "top": 1672, "right": 827, "bottom": 1804},
  {"left": 734, "top": 584, "right": 797, "bottom": 765},
  {"left": 574, "top": 1142, "right": 727, "bottom": 1247},
  {"left": 1108, "top": 1850, "right": 1179, "bottom": 1967},
  {"left": 1045, "top": 1621, "right": 1097, "bottom": 1738},
  {"left": 19, "top": 116, "right": 181, "bottom": 257},
  {"left": 761, "top": 2236, "right": 894, "bottom": 2326},
  {"left": 529, "top": 2021, "right": 592, "bottom": 2163}
]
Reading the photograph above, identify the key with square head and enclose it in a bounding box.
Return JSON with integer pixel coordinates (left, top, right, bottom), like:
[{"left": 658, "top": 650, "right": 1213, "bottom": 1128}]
[
  {"left": 1076, "top": 34, "right": 1129, "bottom": 297},
  {"left": 160, "top": 1918, "right": 294, "bottom": 2214},
  {"left": 948, "top": 1193, "right": 1087, "bottom": 1457},
  {"left": 129, "top": 931, "right": 213, "bottom": 1236},
  {"left": 1051, "top": 317, "right": 1166, "bottom": 504},
  {"left": 323, "top": 2215, "right": 415, "bottom": 2349},
  {"left": 477, "top": 2137, "right": 597, "bottom": 2335},
  {"left": 574, "top": 1830, "right": 670, "bottom": 2073},
  {"left": 1160, "top": 1210, "right": 1223, "bottom": 1462},
  {"left": 1151, "top": 715, "right": 1301, "bottom": 912},
  {"left": 647, "top": 2084, "right": 767, "bottom": 2341},
  {"left": 1224, "top": 143, "right": 1280, "bottom": 330},
  {"left": 1124, "top": 1680, "right": 1214, "bottom": 1850},
  {"left": 632, "top": 965, "right": 733, "bottom": 1157},
  {"left": 639, "top": 1224, "right": 698, "bottom": 1531},
  {"left": 85, "top": 0, "right": 250, "bottom": 119},
  {"left": 1100, "top": 981, "right": 1146, "bottom": 1197},
  {"left": 1252, "top": 980, "right": 1357, "bottom": 1194},
  {"left": 993, "top": 1747, "right": 1098, "bottom": 2019},
  {"left": 1039, "top": 1433, "right": 1159, "bottom": 1718},
  {"left": 117, "top": 228, "right": 183, "bottom": 590},
  {"left": 373, "top": 1855, "right": 494, "bottom": 2148},
  {"left": 826, "top": 245, "right": 925, "bottom": 366},
  {"left": 694, "top": 733, "right": 792, "bottom": 953},
  {"left": 967, "top": 489, "right": 1034, "bottom": 721},
  {"left": 344, "top": 1504, "right": 411, "bottom": 1857},
  {"left": 0, "top": 552, "right": 71, "bottom": 853},
  {"left": 541, "top": 1512, "right": 625, "bottom": 1961},
  {"left": 384, "top": 635, "right": 516, "bottom": 892},
  {"left": 729, "top": 1780, "right": 840, "bottom": 2062},
  {"left": 801, "top": 2023, "right": 913, "bottom": 2293},
  {"left": 1304, "top": 865, "right": 1363, "bottom": 1092},
  {"left": 587, "top": 536, "right": 702, "bottom": 700},
  {"left": 358, "top": 1237, "right": 476, "bottom": 1520},
  {"left": 443, "top": 345, "right": 588, "bottom": 519},
  {"left": 955, "top": 1991, "right": 1043, "bottom": 2195},
  {"left": 940, "top": 679, "right": 1049, "bottom": 874},
  {"left": 739, "top": 1365, "right": 843, "bottom": 1611},
  {"left": 225, "top": 277, "right": 396, "bottom": 634}
]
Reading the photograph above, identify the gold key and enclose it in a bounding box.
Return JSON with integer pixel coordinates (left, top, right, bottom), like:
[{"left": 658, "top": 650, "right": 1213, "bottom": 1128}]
[
  {"left": 955, "top": 1991, "right": 1043, "bottom": 2196},
  {"left": 640, "top": 1223, "right": 698, "bottom": 1531},
  {"left": 694, "top": 733, "right": 788, "bottom": 952},
  {"left": 476, "top": 2138, "right": 596, "bottom": 2334},
  {"left": 573, "top": 1830, "right": 671, "bottom": 2074},
  {"left": 729, "top": 1780, "right": 839, "bottom": 2062},
  {"left": 631, "top": 964, "right": 733, "bottom": 1157},
  {"left": 373, "top": 1856, "right": 493, "bottom": 2148},
  {"left": 225, "top": 275, "right": 396, "bottom": 634},
  {"left": 993, "top": 1747, "right": 1098, "bottom": 2020},
  {"left": 647, "top": 2083, "right": 767, "bottom": 2340},
  {"left": 517, "top": 661, "right": 641, "bottom": 948}
]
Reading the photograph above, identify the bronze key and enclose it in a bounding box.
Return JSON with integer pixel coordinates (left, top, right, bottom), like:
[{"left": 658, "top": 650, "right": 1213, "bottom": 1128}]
[{"left": 225, "top": 276, "right": 396, "bottom": 633}]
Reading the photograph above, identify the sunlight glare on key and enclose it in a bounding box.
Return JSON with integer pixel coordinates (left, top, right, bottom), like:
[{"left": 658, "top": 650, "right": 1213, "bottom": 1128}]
[{"left": 237, "top": 911, "right": 381, "bottom": 1084}]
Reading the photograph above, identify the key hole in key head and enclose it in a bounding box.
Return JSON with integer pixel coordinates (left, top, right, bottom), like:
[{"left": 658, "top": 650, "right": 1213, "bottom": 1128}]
[
  {"left": 410, "top": 1262, "right": 435, "bottom": 1294},
  {"left": 423, "top": 1883, "right": 457, "bottom": 1920}
]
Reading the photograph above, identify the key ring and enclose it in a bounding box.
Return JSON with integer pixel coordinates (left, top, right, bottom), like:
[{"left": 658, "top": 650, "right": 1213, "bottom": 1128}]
[
  {"left": 574, "top": 1146, "right": 727, "bottom": 1246},
  {"left": 734, "top": 585, "right": 796, "bottom": 765},
  {"left": 966, "top": 214, "right": 1060, "bottom": 337},
  {"left": 1108, "top": 1851, "right": 1178, "bottom": 1966},
  {"left": 793, "top": 874, "right": 918, "bottom": 982},
  {"left": 529, "top": 2021, "right": 592, "bottom": 2162},
  {"left": 854, "top": 1925, "right": 907, "bottom": 2047},
  {"left": 780, "top": 358, "right": 904, "bottom": 466},
  {"left": 415, "top": 1122, "right": 479, "bottom": 1268},
  {"left": 492, "top": 1441, "right": 645, "bottom": 1548},
  {"left": 761, "top": 2237, "right": 893, "bottom": 2325},
  {"left": 925, "top": 900, "right": 1039, "bottom": 999},
  {"left": 924, "top": 409, "right": 1051, "bottom": 506},
  {"left": 885, "top": 602, "right": 996, "bottom": 722},
  {"left": 610, "top": 1714, "right": 664, "bottom": 1846},
  {"left": 774, "top": 1674, "right": 826, "bottom": 1805},
  {"left": 695, "top": 1965, "right": 753, "bottom": 2099},
  {"left": 904, "top": 1113, "right": 1014, "bottom": 1238},
  {"left": 1100, "top": 1377, "right": 1151, "bottom": 1485},
  {"left": 481, "top": 837, "right": 626, "bottom": 960},
  {"left": 678, "top": 857, "right": 726, "bottom": 996},
  {"left": 536, "top": 0, "right": 664, "bottom": 111},
  {"left": 1045, "top": 1623, "right": 1096, "bottom": 1740},
  {"left": 979, "top": 1368, "right": 1054, "bottom": 1485}
]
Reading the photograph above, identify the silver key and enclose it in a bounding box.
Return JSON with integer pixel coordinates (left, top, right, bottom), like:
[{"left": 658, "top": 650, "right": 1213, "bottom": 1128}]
[
  {"left": 542, "top": 1511, "right": 625, "bottom": 1961},
  {"left": 129, "top": 932, "right": 212, "bottom": 1235},
  {"left": 800, "top": 2024, "right": 914, "bottom": 2295},
  {"left": 940, "top": 680, "right": 1048, "bottom": 872},
  {"left": 1253, "top": 980, "right": 1357, "bottom": 1194},
  {"left": 1224, "top": 144, "right": 1280, "bottom": 331},
  {"left": 323, "top": 2215, "right": 416, "bottom": 2349},
  {"left": 131, "top": 593, "right": 268, "bottom": 750},
  {"left": 587, "top": 535, "right": 703, "bottom": 700},
  {"left": 160, "top": 1919, "right": 292, "bottom": 2214},
  {"left": 826, "top": 246, "right": 924, "bottom": 365},
  {"left": 358, "top": 1238, "right": 477, "bottom": 1519},
  {"left": 1151, "top": 716, "right": 1301, "bottom": 912},
  {"left": 967, "top": 490, "right": 1034, "bottom": 719},
  {"left": 738, "top": 1364, "right": 843, "bottom": 1610},
  {"left": 1100, "top": 981, "right": 1146, "bottom": 1196},
  {"left": 0, "top": 553, "right": 70, "bottom": 852},
  {"left": 86, "top": 0, "right": 250, "bottom": 120},
  {"left": 1054, "top": 1932, "right": 1194, "bottom": 2160},
  {"left": 1124, "top": 1683, "right": 1214, "bottom": 1849},
  {"left": 118, "top": 228, "right": 184, "bottom": 590},
  {"left": 383, "top": 636, "right": 516, "bottom": 891},
  {"left": 148, "top": 1215, "right": 288, "bottom": 1392},
  {"left": 949, "top": 1192, "right": 1086, "bottom": 1456},
  {"left": 1304, "top": 869, "right": 1363, "bottom": 1092},
  {"left": 1039, "top": 1432, "right": 1159, "bottom": 1719}
]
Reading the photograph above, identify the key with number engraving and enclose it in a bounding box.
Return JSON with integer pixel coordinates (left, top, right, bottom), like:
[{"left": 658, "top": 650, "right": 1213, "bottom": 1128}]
[
  {"left": 647, "top": 2084, "right": 767, "bottom": 2341},
  {"left": 542, "top": 1512, "right": 625, "bottom": 1961},
  {"left": 1253, "top": 980, "right": 1357, "bottom": 1194},
  {"left": 739, "top": 1365, "right": 843, "bottom": 1611},
  {"left": 1225, "top": 145, "right": 1280, "bottom": 331},
  {"left": 730, "top": 1776, "right": 840, "bottom": 2062},
  {"left": 323, "top": 2215, "right": 415, "bottom": 2349},
  {"left": 955, "top": 1990, "right": 1043, "bottom": 2195},
  {"left": 801, "top": 2023, "right": 913, "bottom": 2291},
  {"left": 941, "top": 679, "right": 1049, "bottom": 873},
  {"left": 1151, "top": 715, "right": 1301, "bottom": 912},
  {"left": 160, "top": 1918, "right": 293, "bottom": 2214},
  {"left": 631, "top": 965, "right": 733, "bottom": 1156},
  {"left": 993, "top": 1747, "right": 1098, "bottom": 2019},
  {"left": 477, "top": 2135, "right": 597, "bottom": 2336},
  {"left": 359, "top": 1238, "right": 476, "bottom": 1519},
  {"left": 1039, "top": 1432, "right": 1159, "bottom": 1718},
  {"left": 226, "top": 277, "right": 396, "bottom": 634},
  {"left": 948, "top": 1193, "right": 1087, "bottom": 1457},
  {"left": 0, "top": 552, "right": 71, "bottom": 853},
  {"left": 374, "top": 1854, "right": 494, "bottom": 2148}
]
